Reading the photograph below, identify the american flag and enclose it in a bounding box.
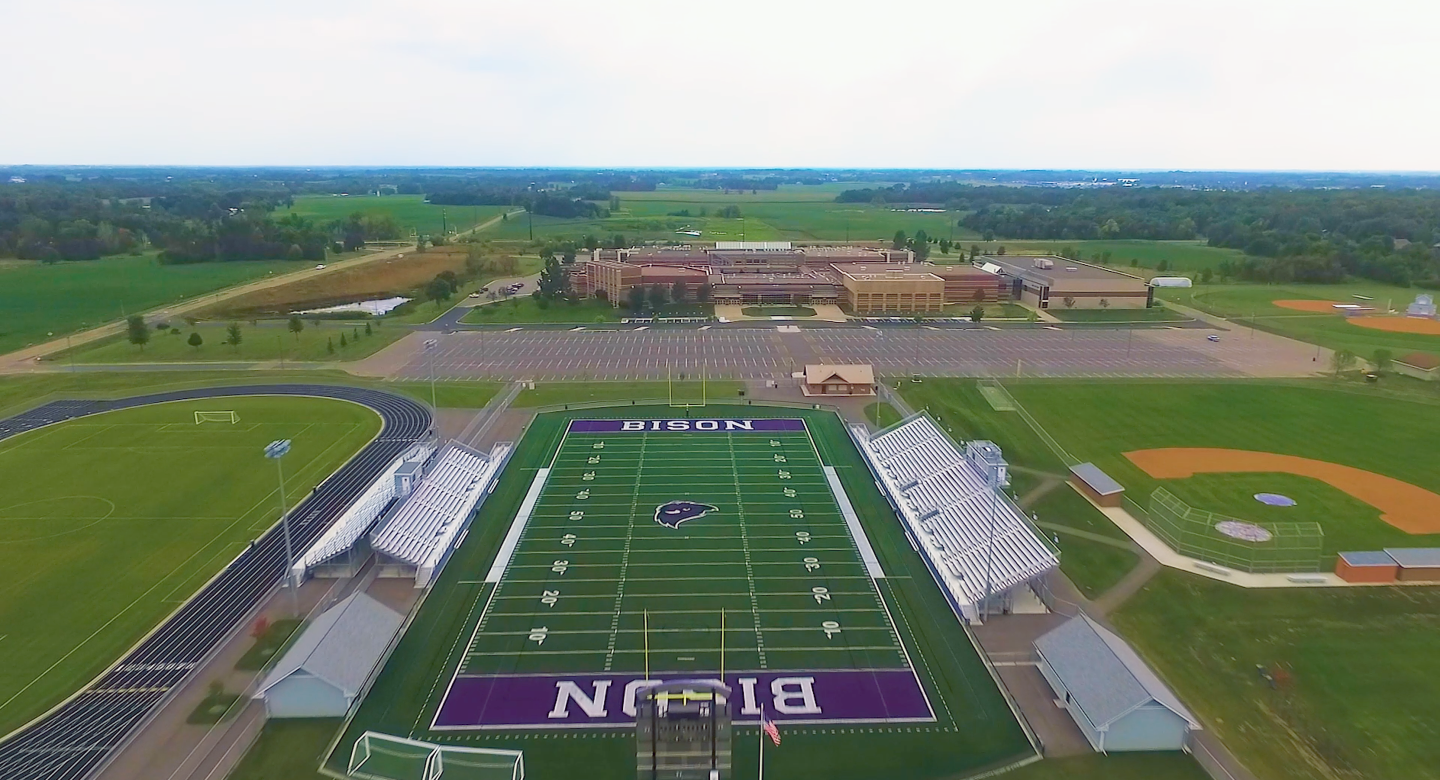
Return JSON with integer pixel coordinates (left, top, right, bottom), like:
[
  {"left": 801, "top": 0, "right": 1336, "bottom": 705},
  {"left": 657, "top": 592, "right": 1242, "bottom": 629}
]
[{"left": 762, "top": 717, "right": 781, "bottom": 746}]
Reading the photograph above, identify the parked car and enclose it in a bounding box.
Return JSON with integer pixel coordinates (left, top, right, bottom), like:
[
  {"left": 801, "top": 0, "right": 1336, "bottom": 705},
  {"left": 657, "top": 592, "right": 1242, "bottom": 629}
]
[
  {"left": 1207, "top": 334, "right": 1221, "bottom": 342},
  {"left": 314, "top": 264, "right": 327, "bottom": 270}
]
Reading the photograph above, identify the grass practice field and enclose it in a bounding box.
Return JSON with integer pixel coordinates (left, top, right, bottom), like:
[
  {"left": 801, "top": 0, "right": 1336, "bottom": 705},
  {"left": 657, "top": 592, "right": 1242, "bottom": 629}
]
[
  {"left": 1159, "top": 280, "right": 1439, "bottom": 358},
  {"left": 0, "top": 254, "right": 312, "bottom": 355},
  {"left": 982, "top": 240, "right": 1244, "bottom": 275},
  {"left": 274, "top": 195, "right": 507, "bottom": 238},
  {"left": 0, "top": 396, "right": 380, "bottom": 737},
  {"left": 332, "top": 405, "right": 1030, "bottom": 780},
  {"left": 61, "top": 320, "right": 404, "bottom": 364}
]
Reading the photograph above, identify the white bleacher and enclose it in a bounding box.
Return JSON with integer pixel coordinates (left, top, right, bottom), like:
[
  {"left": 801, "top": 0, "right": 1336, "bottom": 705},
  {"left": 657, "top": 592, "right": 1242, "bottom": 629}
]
[
  {"left": 370, "top": 443, "right": 510, "bottom": 587},
  {"left": 292, "top": 443, "right": 435, "bottom": 582},
  {"left": 858, "top": 412, "right": 1057, "bottom": 624}
]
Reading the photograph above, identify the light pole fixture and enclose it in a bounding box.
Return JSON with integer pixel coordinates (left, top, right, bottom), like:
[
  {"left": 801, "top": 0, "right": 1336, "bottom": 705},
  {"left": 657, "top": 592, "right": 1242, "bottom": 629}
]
[
  {"left": 264, "top": 439, "right": 298, "bottom": 615},
  {"left": 424, "top": 338, "right": 439, "bottom": 422}
]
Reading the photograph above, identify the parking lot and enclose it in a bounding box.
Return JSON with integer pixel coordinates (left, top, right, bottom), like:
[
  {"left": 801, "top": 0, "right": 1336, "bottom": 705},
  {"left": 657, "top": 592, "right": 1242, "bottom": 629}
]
[{"left": 385, "top": 324, "right": 1324, "bottom": 381}]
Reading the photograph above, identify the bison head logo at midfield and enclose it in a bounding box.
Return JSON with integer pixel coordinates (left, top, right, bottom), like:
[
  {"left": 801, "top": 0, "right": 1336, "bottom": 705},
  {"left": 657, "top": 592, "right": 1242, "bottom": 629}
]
[{"left": 654, "top": 500, "right": 718, "bottom": 529}]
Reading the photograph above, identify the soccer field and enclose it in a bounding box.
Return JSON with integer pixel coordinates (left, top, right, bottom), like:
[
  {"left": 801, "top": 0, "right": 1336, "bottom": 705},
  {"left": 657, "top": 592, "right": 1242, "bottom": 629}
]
[
  {"left": 336, "top": 406, "right": 1031, "bottom": 780},
  {"left": 434, "top": 418, "right": 926, "bottom": 730},
  {"left": 0, "top": 396, "right": 380, "bottom": 737}
]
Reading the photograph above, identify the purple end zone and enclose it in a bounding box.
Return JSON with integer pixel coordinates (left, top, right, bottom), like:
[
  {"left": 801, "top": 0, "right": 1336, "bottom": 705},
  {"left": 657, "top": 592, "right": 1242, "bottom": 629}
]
[
  {"left": 568, "top": 418, "right": 807, "bottom": 433},
  {"left": 434, "top": 670, "right": 932, "bottom": 729}
]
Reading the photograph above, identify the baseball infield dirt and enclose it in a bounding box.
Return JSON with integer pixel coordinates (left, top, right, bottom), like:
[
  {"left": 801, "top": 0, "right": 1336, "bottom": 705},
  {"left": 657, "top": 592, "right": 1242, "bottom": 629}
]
[
  {"left": 1125, "top": 447, "right": 1440, "bottom": 534},
  {"left": 1272, "top": 299, "right": 1344, "bottom": 313}
]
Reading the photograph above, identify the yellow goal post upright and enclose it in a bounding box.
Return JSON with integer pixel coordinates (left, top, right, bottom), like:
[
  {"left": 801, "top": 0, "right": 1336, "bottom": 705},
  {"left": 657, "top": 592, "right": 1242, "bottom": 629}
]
[
  {"left": 666, "top": 360, "right": 708, "bottom": 409},
  {"left": 194, "top": 410, "right": 239, "bottom": 424}
]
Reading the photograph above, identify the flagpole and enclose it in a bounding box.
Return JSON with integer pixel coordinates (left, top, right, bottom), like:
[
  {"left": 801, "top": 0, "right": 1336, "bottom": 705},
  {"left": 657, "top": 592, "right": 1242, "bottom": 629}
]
[{"left": 758, "top": 702, "right": 765, "bottom": 780}]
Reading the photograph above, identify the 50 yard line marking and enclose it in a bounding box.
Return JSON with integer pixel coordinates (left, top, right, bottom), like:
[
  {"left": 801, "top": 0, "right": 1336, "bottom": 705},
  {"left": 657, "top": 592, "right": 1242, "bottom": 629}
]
[
  {"left": 729, "top": 432, "right": 767, "bottom": 669},
  {"left": 604, "top": 433, "right": 644, "bottom": 671}
]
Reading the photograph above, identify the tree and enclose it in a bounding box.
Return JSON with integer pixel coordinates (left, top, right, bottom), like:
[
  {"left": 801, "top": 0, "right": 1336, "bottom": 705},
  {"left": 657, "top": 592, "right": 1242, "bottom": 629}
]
[
  {"left": 1199, "top": 267, "right": 1214, "bottom": 283},
  {"left": 648, "top": 284, "right": 668, "bottom": 311},
  {"left": 425, "top": 277, "right": 454, "bottom": 306},
  {"left": 1099, "top": 298, "right": 1111, "bottom": 309},
  {"left": 697, "top": 282, "right": 712, "bottom": 303},
  {"left": 1373, "top": 348, "right": 1394, "bottom": 373},
  {"left": 892, "top": 230, "right": 907, "bottom": 250},
  {"left": 1062, "top": 296, "right": 1076, "bottom": 308},
  {"left": 225, "top": 323, "right": 242, "bottom": 350},
  {"left": 970, "top": 305, "right": 985, "bottom": 323},
  {"left": 339, "top": 332, "right": 348, "bottom": 347},
  {"left": 187, "top": 332, "right": 203, "bottom": 350},
  {"left": 626, "top": 285, "right": 645, "bottom": 313},
  {"left": 288, "top": 315, "right": 304, "bottom": 340},
  {"left": 910, "top": 229, "right": 930, "bottom": 261},
  {"left": 938, "top": 238, "right": 951, "bottom": 255},
  {"left": 327, "top": 337, "right": 334, "bottom": 354},
  {"left": 970, "top": 244, "right": 980, "bottom": 260},
  {"left": 1331, "top": 348, "right": 1358, "bottom": 377},
  {"left": 996, "top": 245, "right": 1006, "bottom": 255},
  {"left": 671, "top": 280, "right": 687, "bottom": 304},
  {"left": 126, "top": 315, "right": 150, "bottom": 351}
]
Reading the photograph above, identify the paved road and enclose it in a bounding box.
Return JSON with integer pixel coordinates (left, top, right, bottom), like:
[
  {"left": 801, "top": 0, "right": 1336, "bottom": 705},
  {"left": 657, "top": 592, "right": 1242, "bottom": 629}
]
[
  {"left": 379, "top": 324, "right": 1322, "bottom": 380},
  {"left": 0, "top": 385, "right": 430, "bottom": 780}
]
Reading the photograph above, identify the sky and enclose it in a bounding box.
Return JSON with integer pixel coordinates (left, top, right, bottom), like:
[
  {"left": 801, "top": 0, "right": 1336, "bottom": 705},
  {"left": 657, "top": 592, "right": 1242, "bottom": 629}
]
[{"left": 3, "top": 0, "right": 1438, "bottom": 170}]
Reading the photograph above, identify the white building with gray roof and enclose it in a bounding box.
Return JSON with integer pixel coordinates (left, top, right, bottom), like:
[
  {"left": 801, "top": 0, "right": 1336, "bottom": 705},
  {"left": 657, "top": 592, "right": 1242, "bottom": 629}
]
[
  {"left": 256, "top": 592, "right": 404, "bottom": 718},
  {"left": 1034, "top": 614, "right": 1199, "bottom": 752}
]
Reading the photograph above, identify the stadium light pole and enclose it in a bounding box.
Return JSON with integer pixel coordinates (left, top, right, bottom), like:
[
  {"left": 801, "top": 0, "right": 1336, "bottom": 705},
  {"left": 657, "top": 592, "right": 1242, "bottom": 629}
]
[
  {"left": 424, "top": 338, "right": 439, "bottom": 429},
  {"left": 981, "top": 463, "right": 998, "bottom": 621},
  {"left": 264, "top": 439, "right": 298, "bottom": 615}
]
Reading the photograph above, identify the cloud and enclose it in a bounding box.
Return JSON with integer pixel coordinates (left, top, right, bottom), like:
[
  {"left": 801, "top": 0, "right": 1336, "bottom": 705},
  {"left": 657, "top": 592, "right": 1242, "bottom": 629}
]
[{"left": 1, "top": 0, "right": 1437, "bottom": 169}]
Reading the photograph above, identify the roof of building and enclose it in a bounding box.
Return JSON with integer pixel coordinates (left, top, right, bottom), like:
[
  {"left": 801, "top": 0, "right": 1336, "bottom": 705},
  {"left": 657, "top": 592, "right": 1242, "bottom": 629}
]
[
  {"left": 805, "top": 364, "right": 875, "bottom": 386},
  {"left": 832, "top": 263, "right": 943, "bottom": 282},
  {"left": 1384, "top": 548, "right": 1440, "bottom": 567},
  {"left": 1035, "top": 614, "right": 1198, "bottom": 730},
  {"left": 1339, "top": 551, "right": 1398, "bottom": 567},
  {"left": 1396, "top": 352, "right": 1440, "bottom": 370},
  {"left": 714, "top": 241, "right": 792, "bottom": 250},
  {"left": 1069, "top": 463, "right": 1125, "bottom": 496},
  {"left": 258, "top": 592, "right": 403, "bottom": 698}
]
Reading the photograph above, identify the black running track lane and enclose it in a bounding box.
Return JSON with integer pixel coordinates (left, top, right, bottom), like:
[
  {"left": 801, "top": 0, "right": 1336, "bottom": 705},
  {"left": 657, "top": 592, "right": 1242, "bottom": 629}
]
[{"left": 0, "top": 384, "right": 430, "bottom": 780}]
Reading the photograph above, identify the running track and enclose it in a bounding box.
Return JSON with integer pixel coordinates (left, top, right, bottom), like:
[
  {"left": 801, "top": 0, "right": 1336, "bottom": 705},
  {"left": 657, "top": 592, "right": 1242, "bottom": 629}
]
[{"left": 0, "top": 385, "right": 430, "bottom": 780}]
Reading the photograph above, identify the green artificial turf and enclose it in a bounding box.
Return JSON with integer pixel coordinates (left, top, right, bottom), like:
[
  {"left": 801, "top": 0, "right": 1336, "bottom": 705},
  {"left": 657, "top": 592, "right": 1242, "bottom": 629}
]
[
  {"left": 1003, "top": 380, "right": 1440, "bottom": 556},
  {"left": 331, "top": 405, "right": 1032, "bottom": 780},
  {"left": 0, "top": 253, "right": 313, "bottom": 355},
  {"left": 1115, "top": 571, "right": 1440, "bottom": 780},
  {"left": 0, "top": 396, "right": 381, "bottom": 735},
  {"left": 59, "top": 320, "right": 404, "bottom": 364}
]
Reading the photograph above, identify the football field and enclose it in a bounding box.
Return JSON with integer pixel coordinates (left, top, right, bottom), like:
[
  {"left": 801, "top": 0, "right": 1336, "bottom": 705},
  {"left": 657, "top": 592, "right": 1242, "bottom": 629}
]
[{"left": 434, "top": 418, "right": 930, "bottom": 729}]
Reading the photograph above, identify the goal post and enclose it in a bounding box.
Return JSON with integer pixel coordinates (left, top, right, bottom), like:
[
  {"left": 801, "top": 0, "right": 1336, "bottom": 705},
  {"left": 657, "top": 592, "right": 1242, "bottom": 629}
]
[
  {"left": 194, "top": 411, "right": 239, "bottom": 424},
  {"left": 348, "top": 732, "right": 523, "bottom": 780}
]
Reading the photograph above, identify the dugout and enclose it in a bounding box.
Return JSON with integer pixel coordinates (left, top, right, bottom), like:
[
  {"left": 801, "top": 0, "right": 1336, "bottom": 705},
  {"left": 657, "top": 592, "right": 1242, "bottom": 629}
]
[
  {"left": 1035, "top": 614, "right": 1199, "bottom": 753},
  {"left": 1069, "top": 463, "right": 1125, "bottom": 508},
  {"left": 1335, "top": 551, "right": 1398, "bottom": 584},
  {"left": 1385, "top": 548, "right": 1440, "bottom": 582}
]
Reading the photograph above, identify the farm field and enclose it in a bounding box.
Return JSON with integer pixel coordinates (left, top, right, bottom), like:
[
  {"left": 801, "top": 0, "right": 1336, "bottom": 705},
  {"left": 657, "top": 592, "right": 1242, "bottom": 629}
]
[
  {"left": 1160, "top": 281, "right": 1440, "bottom": 358},
  {"left": 330, "top": 405, "right": 1032, "bottom": 780},
  {"left": 483, "top": 186, "right": 972, "bottom": 244},
  {"left": 60, "top": 320, "right": 404, "bottom": 364},
  {"left": 0, "top": 253, "right": 312, "bottom": 356},
  {"left": 1115, "top": 571, "right": 1440, "bottom": 780},
  {"left": 275, "top": 195, "right": 507, "bottom": 238},
  {"left": 0, "top": 396, "right": 381, "bottom": 736},
  {"left": 1003, "top": 380, "right": 1440, "bottom": 557}
]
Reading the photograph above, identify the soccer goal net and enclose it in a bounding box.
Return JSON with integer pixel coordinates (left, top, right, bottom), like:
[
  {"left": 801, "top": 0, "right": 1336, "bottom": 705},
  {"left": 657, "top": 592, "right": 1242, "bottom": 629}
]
[
  {"left": 194, "top": 411, "right": 239, "bottom": 424},
  {"left": 348, "top": 732, "right": 523, "bottom": 780}
]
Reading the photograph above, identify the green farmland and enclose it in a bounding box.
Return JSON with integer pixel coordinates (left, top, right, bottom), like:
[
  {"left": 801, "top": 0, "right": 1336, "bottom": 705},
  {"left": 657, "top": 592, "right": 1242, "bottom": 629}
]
[
  {"left": 274, "top": 195, "right": 507, "bottom": 238},
  {"left": 0, "top": 396, "right": 380, "bottom": 736},
  {"left": 0, "top": 254, "right": 313, "bottom": 356}
]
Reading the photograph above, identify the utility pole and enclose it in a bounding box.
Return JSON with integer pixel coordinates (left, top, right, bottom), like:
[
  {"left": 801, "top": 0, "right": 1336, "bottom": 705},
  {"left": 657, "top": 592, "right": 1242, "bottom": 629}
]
[
  {"left": 425, "top": 338, "right": 439, "bottom": 432},
  {"left": 264, "top": 439, "right": 298, "bottom": 615},
  {"left": 528, "top": 210, "right": 533, "bottom": 241}
]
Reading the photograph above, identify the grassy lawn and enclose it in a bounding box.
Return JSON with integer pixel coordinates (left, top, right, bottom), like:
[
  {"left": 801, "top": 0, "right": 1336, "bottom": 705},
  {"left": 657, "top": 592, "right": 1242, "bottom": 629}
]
[
  {"left": 1162, "top": 281, "right": 1439, "bottom": 358},
  {"left": 236, "top": 618, "right": 302, "bottom": 671},
  {"left": 864, "top": 401, "right": 903, "bottom": 428},
  {"left": 187, "top": 686, "right": 243, "bottom": 725},
  {"left": 1004, "top": 380, "right": 1440, "bottom": 555},
  {"left": 462, "top": 296, "right": 620, "bottom": 324},
  {"left": 387, "top": 381, "right": 503, "bottom": 409},
  {"left": 897, "top": 380, "right": 1069, "bottom": 473},
  {"left": 0, "top": 253, "right": 313, "bottom": 355},
  {"left": 975, "top": 239, "right": 1246, "bottom": 275},
  {"left": 742, "top": 305, "right": 816, "bottom": 317},
  {"left": 59, "top": 320, "right": 405, "bottom": 364},
  {"left": 1047, "top": 305, "right": 1192, "bottom": 323},
  {"left": 229, "top": 718, "right": 338, "bottom": 780},
  {"left": 513, "top": 380, "right": 747, "bottom": 408},
  {"left": 0, "top": 396, "right": 380, "bottom": 736},
  {"left": 275, "top": 195, "right": 506, "bottom": 238},
  {"left": 1116, "top": 571, "right": 1440, "bottom": 780},
  {"left": 942, "top": 302, "right": 1033, "bottom": 319},
  {"left": 1004, "top": 753, "right": 1209, "bottom": 780},
  {"left": 1027, "top": 486, "right": 1139, "bottom": 598}
]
